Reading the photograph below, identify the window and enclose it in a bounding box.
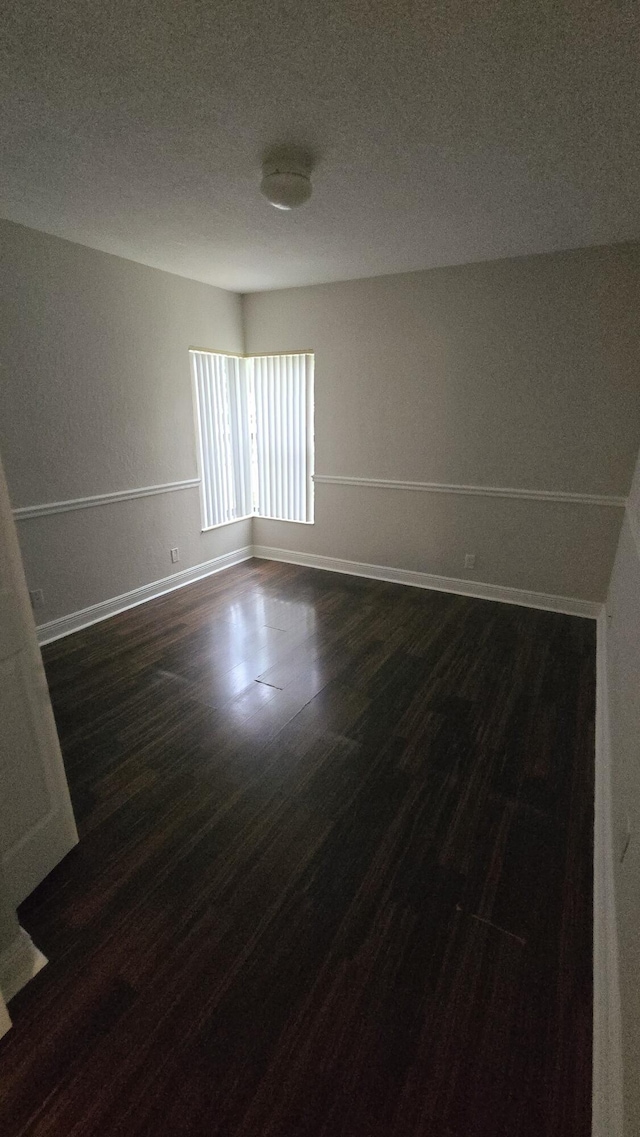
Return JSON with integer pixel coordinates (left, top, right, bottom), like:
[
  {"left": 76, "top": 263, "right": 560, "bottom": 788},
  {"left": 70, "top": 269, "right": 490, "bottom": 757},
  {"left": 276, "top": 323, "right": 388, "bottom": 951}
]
[{"left": 191, "top": 350, "right": 314, "bottom": 529}]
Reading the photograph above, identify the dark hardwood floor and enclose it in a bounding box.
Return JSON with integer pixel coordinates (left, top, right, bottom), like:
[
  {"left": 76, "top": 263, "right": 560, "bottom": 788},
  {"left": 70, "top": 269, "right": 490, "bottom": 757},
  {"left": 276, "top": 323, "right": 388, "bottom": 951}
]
[{"left": 0, "top": 559, "right": 595, "bottom": 1136}]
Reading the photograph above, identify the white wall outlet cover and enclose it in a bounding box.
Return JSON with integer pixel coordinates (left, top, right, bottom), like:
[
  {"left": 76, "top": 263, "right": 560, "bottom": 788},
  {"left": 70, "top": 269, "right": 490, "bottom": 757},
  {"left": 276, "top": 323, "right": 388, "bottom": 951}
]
[
  {"left": 29, "top": 589, "right": 44, "bottom": 608},
  {"left": 170, "top": 548, "right": 180, "bottom": 563},
  {"left": 464, "top": 554, "right": 476, "bottom": 569}
]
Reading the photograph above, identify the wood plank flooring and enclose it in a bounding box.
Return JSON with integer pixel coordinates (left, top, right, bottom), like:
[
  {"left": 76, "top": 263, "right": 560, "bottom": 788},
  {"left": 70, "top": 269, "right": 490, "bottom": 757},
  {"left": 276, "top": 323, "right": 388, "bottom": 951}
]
[{"left": 0, "top": 559, "right": 595, "bottom": 1136}]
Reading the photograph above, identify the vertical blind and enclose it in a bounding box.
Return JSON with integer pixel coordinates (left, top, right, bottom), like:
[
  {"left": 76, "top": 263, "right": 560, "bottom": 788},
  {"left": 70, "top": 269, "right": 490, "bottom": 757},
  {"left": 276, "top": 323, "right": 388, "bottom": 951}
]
[
  {"left": 190, "top": 350, "right": 314, "bottom": 528},
  {"left": 191, "top": 351, "right": 253, "bottom": 528},
  {"left": 252, "top": 353, "right": 314, "bottom": 524}
]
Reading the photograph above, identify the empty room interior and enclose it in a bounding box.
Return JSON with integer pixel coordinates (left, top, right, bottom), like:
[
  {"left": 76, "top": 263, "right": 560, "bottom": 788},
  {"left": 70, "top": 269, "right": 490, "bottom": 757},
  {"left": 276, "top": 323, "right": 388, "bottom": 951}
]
[{"left": 1, "top": 2, "right": 640, "bottom": 1135}]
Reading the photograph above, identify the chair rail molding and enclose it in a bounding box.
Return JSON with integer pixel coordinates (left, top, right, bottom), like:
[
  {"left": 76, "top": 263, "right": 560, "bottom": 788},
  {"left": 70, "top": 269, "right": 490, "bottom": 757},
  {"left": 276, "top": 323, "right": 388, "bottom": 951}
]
[
  {"left": 313, "top": 474, "right": 626, "bottom": 508},
  {"left": 13, "top": 479, "right": 201, "bottom": 521},
  {"left": 14, "top": 476, "right": 626, "bottom": 521}
]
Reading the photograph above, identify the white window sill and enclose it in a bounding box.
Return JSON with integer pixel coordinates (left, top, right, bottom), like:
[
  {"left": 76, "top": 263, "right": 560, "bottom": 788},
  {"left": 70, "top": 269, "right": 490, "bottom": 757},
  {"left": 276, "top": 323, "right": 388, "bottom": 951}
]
[
  {"left": 201, "top": 514, "right": 254, "bottom": 533},
  {"left": 201, "top": 514, "right": 314, "bottom": 533}
]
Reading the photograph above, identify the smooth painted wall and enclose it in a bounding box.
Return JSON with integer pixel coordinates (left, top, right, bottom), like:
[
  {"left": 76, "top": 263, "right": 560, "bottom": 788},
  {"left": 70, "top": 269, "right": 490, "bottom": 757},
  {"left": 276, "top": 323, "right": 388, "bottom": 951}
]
[
  {"left": 244, "top": 245, "right": 640, "bottom": 600},
  {"left": 0, "top": 865, "right": 19, "bottom": 958},
  {"left": 606, "top": 446, "right": 640, "bottom": 1137},
  {"left": 3, "top": 226, "right": 640, "bottom": 618},
  {"left": 0, "top": 220, "right": 250, "bottom": 623}
]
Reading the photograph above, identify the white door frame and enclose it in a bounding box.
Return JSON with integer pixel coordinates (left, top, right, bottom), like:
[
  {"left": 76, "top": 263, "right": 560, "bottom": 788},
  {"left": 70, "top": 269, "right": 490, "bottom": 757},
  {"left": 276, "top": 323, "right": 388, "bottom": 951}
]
[{"left": 0, "top": 449, "right": 78, "bottom": 906}]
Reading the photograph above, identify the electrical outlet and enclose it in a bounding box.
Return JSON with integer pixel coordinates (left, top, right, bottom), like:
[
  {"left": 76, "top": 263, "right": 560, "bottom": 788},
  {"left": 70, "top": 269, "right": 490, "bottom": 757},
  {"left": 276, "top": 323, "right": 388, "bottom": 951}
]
[
  {"left": 29, "top": 588, "right": 45, "bottom": 609},
  {"left": 464, "top": 553, "right": 476, "bottom": 569},
  {"left": 170, "top": 547, "right": 180, "bottom": 564}
]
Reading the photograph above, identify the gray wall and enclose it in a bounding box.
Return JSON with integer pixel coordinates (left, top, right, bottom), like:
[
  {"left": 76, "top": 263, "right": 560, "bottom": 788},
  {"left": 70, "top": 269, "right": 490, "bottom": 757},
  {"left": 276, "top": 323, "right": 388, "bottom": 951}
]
[
  {"left": 0, "top": 865, "right": 19, "bottom": 958},
  {"left": 244, "top": 245, "right": 640, "bottom": 601},
  {"left": 2, "top": 222, "right": 640, "bottom": 620},
  {"left": 0, "top": 220, "right": 250, "bottom": 624},
  {"left": 606, "top": 447, "right": 640, "bottom": 1137}
]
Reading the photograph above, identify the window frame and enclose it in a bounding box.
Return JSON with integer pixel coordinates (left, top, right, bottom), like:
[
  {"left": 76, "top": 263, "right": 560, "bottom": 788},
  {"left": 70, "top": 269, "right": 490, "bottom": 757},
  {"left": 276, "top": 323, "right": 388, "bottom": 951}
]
[{"left": 189, "top": 347, "right": 315, "bottom": 532}]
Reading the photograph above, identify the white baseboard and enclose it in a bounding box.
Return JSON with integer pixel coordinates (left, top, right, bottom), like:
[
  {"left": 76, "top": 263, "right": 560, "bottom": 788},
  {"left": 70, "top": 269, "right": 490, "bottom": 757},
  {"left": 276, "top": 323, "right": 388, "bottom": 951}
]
[
  {"left": 0, "top": 927, "right": 47, "bottom": 1004},
  {"left": 36, "top": 546, "right": 253, "bottom": 644},
  {"left": 252, "top": 545, "right": 601, "bottom": 619},
  {"left": 592, "top": 609, "right": 623, "bottom": 1137},
  {"left": 36, "top": 542, "right": 602, "bottom": 646}
]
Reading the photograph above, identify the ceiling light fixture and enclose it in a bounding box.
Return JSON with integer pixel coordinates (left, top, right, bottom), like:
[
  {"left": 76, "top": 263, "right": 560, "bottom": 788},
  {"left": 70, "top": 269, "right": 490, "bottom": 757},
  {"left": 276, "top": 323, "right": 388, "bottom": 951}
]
[{"left": 260, "top": 146, "right": 313, "bottom": 210}]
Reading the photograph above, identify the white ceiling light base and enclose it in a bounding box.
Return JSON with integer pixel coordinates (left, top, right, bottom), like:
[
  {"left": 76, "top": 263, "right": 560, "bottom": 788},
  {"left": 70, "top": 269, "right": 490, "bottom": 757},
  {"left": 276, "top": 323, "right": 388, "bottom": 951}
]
[{"left": 260, "top": 147, "right": 313, "bottom": 210}]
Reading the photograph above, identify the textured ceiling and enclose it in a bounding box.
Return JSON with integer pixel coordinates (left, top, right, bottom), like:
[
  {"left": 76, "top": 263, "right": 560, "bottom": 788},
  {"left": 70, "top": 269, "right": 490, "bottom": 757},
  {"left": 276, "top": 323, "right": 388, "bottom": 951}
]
[{"left": 2, "top": 0, "right": 640, "bottom": 291}]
